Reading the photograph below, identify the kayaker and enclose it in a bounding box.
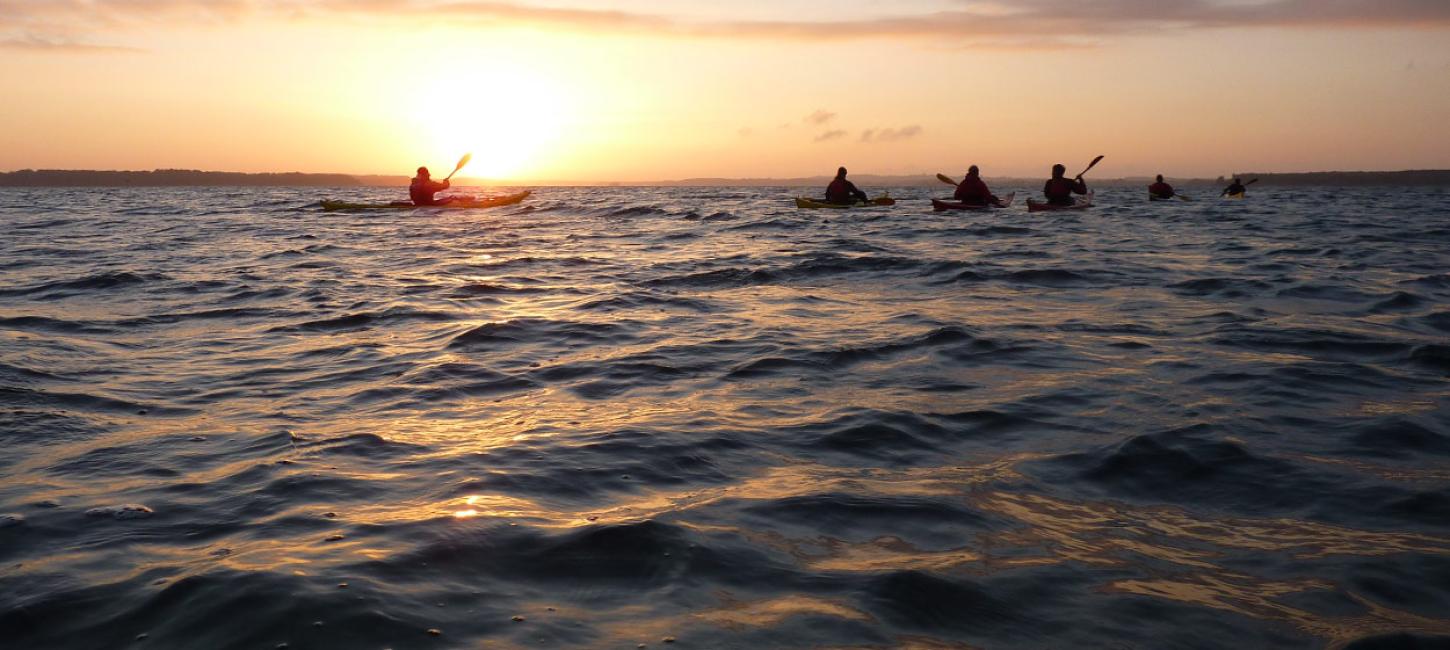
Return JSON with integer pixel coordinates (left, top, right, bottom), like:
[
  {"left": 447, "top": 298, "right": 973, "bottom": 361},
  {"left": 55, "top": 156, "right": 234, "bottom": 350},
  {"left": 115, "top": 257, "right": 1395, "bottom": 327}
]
[
  {"left": 1043, "top": 164, "right": 1088, "bottom": 206},
  {"left": 410, "top": 167, "right": 453, "bottom": 206},
  {"left": 825, "top": 167, "right": 869, "bottom": 205},
  {"left": 1221, "top": 177, "right": 1246, "bottom": 197},
  {"left": 954, "top": 165, "right": 1000, "bottom": 207},
  {"left": 1149, "top": 174, "right": 1175, "bottom": 200}
]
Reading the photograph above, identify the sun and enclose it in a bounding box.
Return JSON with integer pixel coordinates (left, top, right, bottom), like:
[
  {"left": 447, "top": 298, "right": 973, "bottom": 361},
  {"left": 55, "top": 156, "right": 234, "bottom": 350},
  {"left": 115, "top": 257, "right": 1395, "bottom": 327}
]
[{"left": 411, "top": 66, "right": 567, "bottom": 180}]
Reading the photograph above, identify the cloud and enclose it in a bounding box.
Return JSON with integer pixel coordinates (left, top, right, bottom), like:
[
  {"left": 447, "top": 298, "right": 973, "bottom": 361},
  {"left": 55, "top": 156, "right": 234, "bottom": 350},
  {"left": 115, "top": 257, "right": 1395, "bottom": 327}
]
[
  {"left": 681, "top": 1, "right": 1450, "bottom": 43},
  {"left": 813, "top": 130, "right": 848, "bottom": 143},
  {"left": 803, "top": 110, "right": 837, "bottom": 126},
  {"left": 861, "top": 125, "right": 922, "bottom": 143},
  {"left": 3, "top": 0, "right": 1448, "bottom": 53},
  {"left": 338, "top": 0, "right": 673, "bottom": 31},
  {"left": 0, "top": 34, "right": 142, "bottom": 54}
]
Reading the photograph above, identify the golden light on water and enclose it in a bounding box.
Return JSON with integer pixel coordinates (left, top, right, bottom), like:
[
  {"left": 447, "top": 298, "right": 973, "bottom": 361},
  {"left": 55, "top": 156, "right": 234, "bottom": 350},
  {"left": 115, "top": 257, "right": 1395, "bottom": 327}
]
[
  {"left": 450, "top": 494, "right": 540, "bottom": 520},
  {"left": 453, "top": 494, "right": 483, "bottom": 519}
]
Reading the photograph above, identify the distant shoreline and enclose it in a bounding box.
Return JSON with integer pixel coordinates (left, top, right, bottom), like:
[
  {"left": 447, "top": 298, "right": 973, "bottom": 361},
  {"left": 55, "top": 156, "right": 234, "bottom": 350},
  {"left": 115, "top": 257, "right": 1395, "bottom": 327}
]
[{"left": 2, "top": 168, "right": 1449, "bottom": 188}]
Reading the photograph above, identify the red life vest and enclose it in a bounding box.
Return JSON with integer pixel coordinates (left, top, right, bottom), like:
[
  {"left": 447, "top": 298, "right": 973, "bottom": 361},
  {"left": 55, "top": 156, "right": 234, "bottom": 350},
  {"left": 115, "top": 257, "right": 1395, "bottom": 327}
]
[
  {"left": 410, "top": 178, "right": 449, "bottom": 206},
  {"left": 954, "top": 176, "right": 993, "bottom": 204}
]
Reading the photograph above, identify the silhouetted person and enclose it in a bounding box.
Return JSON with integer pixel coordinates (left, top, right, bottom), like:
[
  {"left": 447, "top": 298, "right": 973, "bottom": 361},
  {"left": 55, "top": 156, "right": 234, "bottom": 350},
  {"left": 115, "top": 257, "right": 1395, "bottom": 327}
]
[
  {"left": 825, "top": 167, "right": 869, "bottom": 204},
  {"left": 410, "top": 167, "right": 452, "bottom": 206},
  {"left": 1149, "top": 174, "right": 1175, "bottom": 200},
  {"left": 954, "top": 165, "right": 1001, "bottom": 207},
  {"left": 1043, "top": 164, "right": 1088, "bottom": 206},
  {"left": 1221, "top": 177, "right": 1246, "bottom": 197}
]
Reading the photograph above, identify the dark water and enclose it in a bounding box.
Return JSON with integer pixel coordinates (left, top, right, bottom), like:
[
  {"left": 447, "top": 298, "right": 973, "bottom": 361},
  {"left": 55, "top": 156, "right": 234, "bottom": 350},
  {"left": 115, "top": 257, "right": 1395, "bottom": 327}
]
[{"left": 2, "top": 185, "right": 1449, "bottom": 649}]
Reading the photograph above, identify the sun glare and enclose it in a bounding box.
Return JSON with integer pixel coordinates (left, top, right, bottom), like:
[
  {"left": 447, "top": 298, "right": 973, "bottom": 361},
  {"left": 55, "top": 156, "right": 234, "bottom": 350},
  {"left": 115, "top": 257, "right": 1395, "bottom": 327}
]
[{"left": 409, "top": 66, "right": 568, "bottom": 180}]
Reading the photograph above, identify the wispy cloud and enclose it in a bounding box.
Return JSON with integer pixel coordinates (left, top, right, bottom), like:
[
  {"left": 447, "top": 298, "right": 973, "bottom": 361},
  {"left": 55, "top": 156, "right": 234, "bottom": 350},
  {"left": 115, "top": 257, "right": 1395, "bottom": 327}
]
[
  {"left": 803, "top": 110, "right": 837, "bottom": 126},
  {"left": 0, "top": 34, "right": 142, "bottom": 54},
  {"left": 813, "top": 130, "right": 848, "bottom": 143},
  {"left": 861, "top": 125, "right": 922, "bottom": 143},
  {"left": 4, "top": 0, "right": 1448, "bottom": 53}
]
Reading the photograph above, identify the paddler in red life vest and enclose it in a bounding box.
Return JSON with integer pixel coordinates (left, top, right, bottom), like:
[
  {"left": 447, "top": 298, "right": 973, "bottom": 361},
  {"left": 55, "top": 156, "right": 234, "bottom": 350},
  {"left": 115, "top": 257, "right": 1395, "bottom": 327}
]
[
  {"left": 1043, "top": 163, "right": 1088, "bottom": 206},
  {"left": 825, "top": 167, "right": 869, "bottom": 205},
  {"left": 409, "top": 167, "right": 453, "bottom": 206},
  {"left": 954, "top": 165, "right": 1001, "bottom": 207},
  {"left": 1149, "top": 174, "right": 1175, "bottom": 200}
]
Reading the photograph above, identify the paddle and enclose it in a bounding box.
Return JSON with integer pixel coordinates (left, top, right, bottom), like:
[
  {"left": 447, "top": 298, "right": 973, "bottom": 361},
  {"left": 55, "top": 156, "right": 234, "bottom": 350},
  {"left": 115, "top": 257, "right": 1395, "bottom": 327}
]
[
  {"left": 444, "top": 153, "right": 472, "bottom": 181},
  {"left": 1075, "top": 155, "right": 1104, "bottom": 180}
]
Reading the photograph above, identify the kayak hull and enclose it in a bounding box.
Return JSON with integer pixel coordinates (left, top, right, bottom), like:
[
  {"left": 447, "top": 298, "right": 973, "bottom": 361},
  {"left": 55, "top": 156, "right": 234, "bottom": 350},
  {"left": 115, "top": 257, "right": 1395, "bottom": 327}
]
[
  {"left": 1026, "top": 191, "right": 1094, "bottom": 212},
  {"left": 1225, "top": 192, "right": 1246, "bottom": 200},
  {"left": 1150, "top": 193, "right": 1192, "bottom": 202},
  {"left": 932, "top": 192, "right": 1016, "bottom": 211},
  {"left": 795, "top": 196, "right": 896, "bottom": 209},
  {"left": 320, "top": 190, "right": 532, "bottom": 212}
]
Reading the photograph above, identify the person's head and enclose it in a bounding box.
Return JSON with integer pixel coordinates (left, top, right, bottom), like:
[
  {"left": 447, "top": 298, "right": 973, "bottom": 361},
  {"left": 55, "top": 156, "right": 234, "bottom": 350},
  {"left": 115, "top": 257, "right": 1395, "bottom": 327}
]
[
  {"left": 836, "top": 166, "right": 848, "bottom": 178},
  {"left": 1052, "top": 164, "right": 1066, "bottom": 178},
  {"left": 416, "top": 166, "right": 430, "bottom": 179},
  {"left": 967, "top": 165, "right": 979, "bottom": 176},
  {"left": 1156, "top": 174, "right": 1164, "bottom": 183}
]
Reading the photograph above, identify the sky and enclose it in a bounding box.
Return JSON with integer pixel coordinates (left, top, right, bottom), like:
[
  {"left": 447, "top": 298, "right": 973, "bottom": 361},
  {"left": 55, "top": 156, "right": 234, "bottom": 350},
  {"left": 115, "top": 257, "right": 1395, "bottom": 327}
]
[{"left": 2, "top": 0, "right": 1449, "bottom": 182}]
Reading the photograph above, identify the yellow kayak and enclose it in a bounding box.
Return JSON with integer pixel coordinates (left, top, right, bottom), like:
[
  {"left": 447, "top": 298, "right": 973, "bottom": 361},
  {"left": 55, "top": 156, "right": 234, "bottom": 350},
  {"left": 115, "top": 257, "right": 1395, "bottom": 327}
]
[
  {"left": 795, "top": 195, "right": 896, "bottom": 209},
  {"left": 320, "top": 190, "right": 532, "bottom": 212}
]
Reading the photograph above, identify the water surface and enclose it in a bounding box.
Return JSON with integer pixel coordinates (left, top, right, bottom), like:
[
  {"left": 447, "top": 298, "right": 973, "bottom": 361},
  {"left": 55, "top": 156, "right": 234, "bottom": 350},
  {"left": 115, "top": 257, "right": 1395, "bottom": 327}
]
[{"left": 2, "top": 185, "right": 1448, "bottom": 648}]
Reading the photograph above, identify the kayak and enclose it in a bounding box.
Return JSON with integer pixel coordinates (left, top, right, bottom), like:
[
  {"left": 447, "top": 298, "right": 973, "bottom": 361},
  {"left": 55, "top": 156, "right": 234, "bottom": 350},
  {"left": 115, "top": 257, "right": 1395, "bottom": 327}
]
[
  {"left": 1150, "top": 193, "right": 1192, "bottom": 202},
  {"left": 795, "top": 195, "right": 896, "bottom": 209},
  {"left": 931, "top": 192, "right": 1017, "bottom": 212},
  {"left": 1026, "top": 191, "right": 1094, "bottom": 212},
  {"left": 1224, "top": 192, "right": 1246, "bottom": 200},
  {"left": 319, "top": 190, "right": 532, "bottom": 212}
]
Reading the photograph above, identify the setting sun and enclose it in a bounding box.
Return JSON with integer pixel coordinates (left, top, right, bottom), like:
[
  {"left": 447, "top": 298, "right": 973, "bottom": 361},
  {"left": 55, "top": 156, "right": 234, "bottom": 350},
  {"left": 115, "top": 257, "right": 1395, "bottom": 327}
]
[{"left": 409, "top": 66, "right": 569, "bottom": 180}]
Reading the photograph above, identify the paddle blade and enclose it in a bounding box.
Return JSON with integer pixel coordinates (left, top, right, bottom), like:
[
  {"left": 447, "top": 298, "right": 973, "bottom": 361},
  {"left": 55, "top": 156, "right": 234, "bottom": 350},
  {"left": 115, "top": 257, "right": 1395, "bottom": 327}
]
[
  {"left": 1077, "top": 155, "right": 1104, "bottom": 178},
  {"left": 445, "top": 153, "right": 472, "bottom": 180},
  {"left": 936, "top": 173, "right": 960, "bottom": 187}
]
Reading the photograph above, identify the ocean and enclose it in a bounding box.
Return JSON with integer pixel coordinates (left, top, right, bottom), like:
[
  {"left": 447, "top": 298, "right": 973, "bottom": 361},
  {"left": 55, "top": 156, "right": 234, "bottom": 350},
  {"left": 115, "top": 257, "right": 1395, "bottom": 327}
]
[{"left": 1, "top": 185, "right": 1448, "bottom": 649}]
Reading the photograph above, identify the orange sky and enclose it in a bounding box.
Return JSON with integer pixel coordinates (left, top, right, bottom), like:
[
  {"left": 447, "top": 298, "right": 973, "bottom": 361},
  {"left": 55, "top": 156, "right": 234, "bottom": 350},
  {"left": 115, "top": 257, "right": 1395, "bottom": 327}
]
[{"left": 2, "top": 1, "right": 1449, "bottom": 182}]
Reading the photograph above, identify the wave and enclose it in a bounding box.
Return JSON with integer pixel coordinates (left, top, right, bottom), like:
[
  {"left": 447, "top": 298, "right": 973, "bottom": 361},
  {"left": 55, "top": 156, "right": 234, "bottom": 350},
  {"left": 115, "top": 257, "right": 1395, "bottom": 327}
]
[
  {"left": 0, "top": 271, "right": 162, "bottom": 298},
  {"left": 1169, "top": 277, "right": 1274, "bottom": 297},
  {"left": 447, "top": 318, "right": 637, "bottom": 350},
  {"left": 269, "top": 308, "right": 460, "bottom": 333},
  {"left": 727, "top": 326, "right": 981, "bottom": 378}
]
